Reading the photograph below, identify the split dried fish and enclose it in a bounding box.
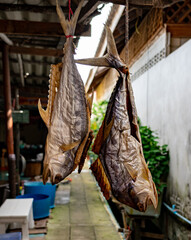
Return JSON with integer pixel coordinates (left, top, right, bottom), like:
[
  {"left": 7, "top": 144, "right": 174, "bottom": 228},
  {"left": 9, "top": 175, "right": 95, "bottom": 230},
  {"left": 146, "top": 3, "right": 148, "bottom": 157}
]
[
  {"left": 38, "top": 0, "right": 92, "bottom": 184},
  {"left": 77, "top": 26, "right": 158, "bottom": 212}
]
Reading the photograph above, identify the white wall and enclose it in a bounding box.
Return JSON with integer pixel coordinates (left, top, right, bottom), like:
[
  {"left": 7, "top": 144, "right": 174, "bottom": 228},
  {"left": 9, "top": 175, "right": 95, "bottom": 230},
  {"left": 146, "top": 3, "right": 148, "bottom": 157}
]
[{"left": 132, "top": 40, "right": 191, "bottom": 201}]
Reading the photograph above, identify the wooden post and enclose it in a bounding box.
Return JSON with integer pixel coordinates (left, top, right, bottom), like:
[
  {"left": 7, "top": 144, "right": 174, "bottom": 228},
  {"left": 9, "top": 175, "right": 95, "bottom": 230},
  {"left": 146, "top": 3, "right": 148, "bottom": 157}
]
[
  {"left": 2, "top": 43, "right": 16, "bottom": 198},
  {"left": 15, "top": 88, "right": 20, "bottom": 172}
]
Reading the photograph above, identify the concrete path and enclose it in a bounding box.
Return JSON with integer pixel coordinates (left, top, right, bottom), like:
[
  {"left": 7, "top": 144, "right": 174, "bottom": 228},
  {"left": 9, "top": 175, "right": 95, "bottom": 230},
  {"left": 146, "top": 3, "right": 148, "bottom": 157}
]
[{"left": 46, "top": 167, "right": 122, "bottom": 240}]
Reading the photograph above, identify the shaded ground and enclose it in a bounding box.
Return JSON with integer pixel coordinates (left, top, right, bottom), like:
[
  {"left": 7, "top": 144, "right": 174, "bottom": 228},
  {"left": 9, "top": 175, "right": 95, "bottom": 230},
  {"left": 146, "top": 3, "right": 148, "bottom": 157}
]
[{"left": 46, "top": 167, "right": 122, "bottom": 240}]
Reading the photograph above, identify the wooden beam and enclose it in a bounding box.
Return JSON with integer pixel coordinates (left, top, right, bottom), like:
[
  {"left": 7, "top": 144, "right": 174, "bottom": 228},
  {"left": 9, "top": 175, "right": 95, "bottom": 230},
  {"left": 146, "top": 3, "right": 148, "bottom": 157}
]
[
  {"left": 101, "top": 0, "right": 184, "bottom": 7},
  {"left": 9, "top": 45, "right": 63, "bottom": 57},
  {"left": 166, "top": 24, "right": 191, "bottom": 37},
  {"left": 0, "top": 34, "right": 25, "bottom": 86},
  {"left": 0, "top": 19, "right": 90, "bottom": 37},
  {"left": 0, "top": 57, "right": 59, "bottom": 65},
  {"left": 0, "top": 3, "right": 68, "bottom": 14},
  {"left": 0, "top": 72, "right": 49, "bottom": 81},
  {"left": 78, "top": 0, "right": 100, "bottom": 23},
  {"left": 0, "top": 3, "right": 67, "bottom": 13},
  {"left": 2, "top": 44, "right": 16, "bottom": 198},
  {"left": 141, "top": 232, "right": 165, "bottom": 239},
  {"left": 0, "top": 33, "right": 13, "bottom": 45}
]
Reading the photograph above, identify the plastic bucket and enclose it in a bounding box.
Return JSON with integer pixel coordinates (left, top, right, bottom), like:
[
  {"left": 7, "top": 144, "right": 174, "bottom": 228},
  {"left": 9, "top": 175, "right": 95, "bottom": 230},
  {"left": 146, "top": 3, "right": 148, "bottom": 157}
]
[
  {"left": 0, "top": 232, "right": 21, "bottom": 240},
  {"left": 16, "top": 193, "right": 50, "bottom": 220},
  {"left": 24, "top": 181, "right": 56, "bottom": 208}
]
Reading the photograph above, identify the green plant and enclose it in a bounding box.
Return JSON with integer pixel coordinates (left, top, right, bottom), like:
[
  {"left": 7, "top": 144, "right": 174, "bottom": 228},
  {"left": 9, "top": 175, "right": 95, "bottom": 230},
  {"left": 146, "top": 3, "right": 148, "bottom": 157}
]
[
  {"left": 88, "top": 100, "right": 108, "bottom": 162},
  {"left": 139, "top": 123, "right": 170, "bottom": 194}
]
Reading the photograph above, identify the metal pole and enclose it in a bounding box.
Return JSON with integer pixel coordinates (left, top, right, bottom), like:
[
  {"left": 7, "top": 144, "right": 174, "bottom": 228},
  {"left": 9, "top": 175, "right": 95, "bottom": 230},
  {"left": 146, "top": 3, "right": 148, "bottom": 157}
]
[{"left": 2, "top": 43, "right": 16, "bottom": 198}]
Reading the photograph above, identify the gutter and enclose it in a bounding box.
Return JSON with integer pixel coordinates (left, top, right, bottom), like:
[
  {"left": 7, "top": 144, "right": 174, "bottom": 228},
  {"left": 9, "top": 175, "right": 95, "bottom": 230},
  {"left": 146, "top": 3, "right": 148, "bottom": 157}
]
[{"left": 163, "top": 202, "right": 191, "bottom": 228}]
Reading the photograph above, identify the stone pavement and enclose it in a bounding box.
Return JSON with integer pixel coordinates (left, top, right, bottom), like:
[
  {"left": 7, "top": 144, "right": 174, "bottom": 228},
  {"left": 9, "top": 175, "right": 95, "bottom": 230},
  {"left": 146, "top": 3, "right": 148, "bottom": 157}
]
[{"left": 46, "top": 167, "right": 122, "bottom": 240}]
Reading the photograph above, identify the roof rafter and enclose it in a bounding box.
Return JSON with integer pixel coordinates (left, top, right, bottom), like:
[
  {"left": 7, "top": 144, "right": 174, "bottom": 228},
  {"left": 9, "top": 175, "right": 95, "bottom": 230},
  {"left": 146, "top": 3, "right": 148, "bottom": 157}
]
[
  {"left": 101, "top": 0, "right": 184, "bottom": 8},
  {"left": 0, "top": 3, "right": 67, "bottom": 13},
  {"left": 0, "top": 19, "right": 91, "bottom": 37},
  {"left": 8, "top": 45, "right": 63, "bottom": 57},
  {"left": 78, "top": 0, "right": 100, "bottom": 23}
]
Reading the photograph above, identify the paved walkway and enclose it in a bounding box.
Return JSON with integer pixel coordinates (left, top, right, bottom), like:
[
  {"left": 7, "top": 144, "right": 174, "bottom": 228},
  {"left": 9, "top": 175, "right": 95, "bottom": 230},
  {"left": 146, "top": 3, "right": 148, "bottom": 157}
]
[{"left": 46, "top": 166, "right": 122, "bottom": 240}]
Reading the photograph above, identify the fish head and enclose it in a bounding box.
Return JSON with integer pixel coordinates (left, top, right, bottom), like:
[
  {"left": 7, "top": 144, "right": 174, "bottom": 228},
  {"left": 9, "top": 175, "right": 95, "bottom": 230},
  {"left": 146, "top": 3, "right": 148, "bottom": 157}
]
[
  {"left": 130, "top": 169, "right": 158, "bottom": 212},
  {"left": 128, "top": 178, "right": 158, "bottom": 212},
  {"left": 43, "top": 137, "right": 74, "bottom": 184}
]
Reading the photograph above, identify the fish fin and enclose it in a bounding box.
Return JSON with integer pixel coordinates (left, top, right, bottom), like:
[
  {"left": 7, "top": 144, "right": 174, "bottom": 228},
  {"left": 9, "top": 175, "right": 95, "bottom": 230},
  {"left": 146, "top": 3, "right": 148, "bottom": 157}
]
[
  {"left": 92, "top": 120, "right": 105, "bottom": 154},
  {"left": 78, "top": 130, "right": 94, "bottom": 173},
  {"left": 60, "top": 140, "right": 81, "bottom": 152},
  {"left": 56, "top": 0, "right": 84, "bottom": 36},
  {"left": 104, "top": 117, "right": 114, "bottom": 141},
  {"left": 73, "top": 99, "right": 91, "bottom": 170},
  {"left": 75, "top": 56, "right": 110, "bottom": 67},
  {"left": 90, "top": 158, "right": 111, "bottom": 200},
  {"left": 38, "top": 63, "right": 62, "bottom": 128},
  {"left": 126, "top": 167, "right": 137, "bottom": 181},
  {"left": 43, "top": 163, "right": 51, "bottom": 184},
  {"left": 38, "top": 99, "right": 49, "bottom": 127},
  {"left": 92, "top": 116, "right": 114, "bottom": 154}
]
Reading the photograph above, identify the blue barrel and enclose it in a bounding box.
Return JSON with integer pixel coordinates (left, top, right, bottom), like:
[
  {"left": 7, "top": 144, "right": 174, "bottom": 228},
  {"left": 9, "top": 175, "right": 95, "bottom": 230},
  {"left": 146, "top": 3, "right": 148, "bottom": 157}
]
[
  {"left": 24, "top": 182, "right": 56, "bottom": 208},
  {"left": 16, "top": 193, "right": 50, "bottom": 220},
  {"left": 0, "top": 232, "right": 21, "bottom": 240}
]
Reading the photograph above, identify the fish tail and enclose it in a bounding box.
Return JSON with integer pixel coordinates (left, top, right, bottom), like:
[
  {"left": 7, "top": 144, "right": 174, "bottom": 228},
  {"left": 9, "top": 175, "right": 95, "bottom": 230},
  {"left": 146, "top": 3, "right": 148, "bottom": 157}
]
[
  {"left": 56, "top": 0, "right": 84, "bottom": 36},
  {"left": 90, "top": 158, "right": 111, "bottom": 200}
]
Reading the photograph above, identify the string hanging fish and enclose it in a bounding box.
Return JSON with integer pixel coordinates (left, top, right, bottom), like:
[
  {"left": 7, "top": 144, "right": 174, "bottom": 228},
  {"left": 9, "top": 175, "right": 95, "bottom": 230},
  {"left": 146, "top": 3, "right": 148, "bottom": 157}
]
[
  {"left": 38, "top": 0, "right": 92, "bottom": 184},
  {"left": 76, "top": 26, "right": 158, "bottom": 212}
]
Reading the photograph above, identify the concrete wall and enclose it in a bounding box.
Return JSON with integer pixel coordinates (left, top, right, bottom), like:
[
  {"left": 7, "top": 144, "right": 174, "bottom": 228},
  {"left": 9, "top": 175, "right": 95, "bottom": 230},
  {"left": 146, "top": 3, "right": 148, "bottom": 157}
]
[
  {"left": 95, "top": 38, "right": 191, "bottom": 238},
  {"left": 132, "top": 39, "right": 191, "bottom": 239}
]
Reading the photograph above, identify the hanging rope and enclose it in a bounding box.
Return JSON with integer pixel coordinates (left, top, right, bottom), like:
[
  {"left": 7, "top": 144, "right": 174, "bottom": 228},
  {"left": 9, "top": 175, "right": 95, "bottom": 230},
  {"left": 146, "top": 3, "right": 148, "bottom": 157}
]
[
  {"left": 65, "top": 0, "right": 74, "bottom": 38},
  {"left": 125, "top": 0, "right": 129, "bottom": 64},
  {"left": 68, "top": 0, "right": 73, "bottom": 21}
]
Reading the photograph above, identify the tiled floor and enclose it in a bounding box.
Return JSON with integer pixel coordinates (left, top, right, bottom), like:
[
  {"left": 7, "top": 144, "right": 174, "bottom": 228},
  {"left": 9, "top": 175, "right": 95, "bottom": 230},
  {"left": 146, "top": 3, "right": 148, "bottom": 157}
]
[{"left": 46, "top": 166, "right": 122, "bottom": 240}]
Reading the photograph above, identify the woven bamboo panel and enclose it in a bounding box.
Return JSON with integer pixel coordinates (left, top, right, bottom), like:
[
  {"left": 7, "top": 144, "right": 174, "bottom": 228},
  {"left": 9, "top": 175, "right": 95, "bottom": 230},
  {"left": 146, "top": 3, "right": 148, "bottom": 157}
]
[
  {"left": 165, "top": 0, "right": 191, "bottom": 24},
  {"left": 126, "top": 8, "right": 163, "bottom": 66}
]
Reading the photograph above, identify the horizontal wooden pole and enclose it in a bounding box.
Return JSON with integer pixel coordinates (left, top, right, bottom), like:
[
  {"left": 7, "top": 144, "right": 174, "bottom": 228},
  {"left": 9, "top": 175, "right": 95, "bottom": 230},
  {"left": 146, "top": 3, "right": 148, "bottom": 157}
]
[
  {"left": 166, "top": 24, "right": 191, "bottom": 37},
  {"left": 0, "top": 19, "right": 90, "bottom": 37},
  {"left": 102, "top": 0, "right": 183, "bottom": 7},
  {"left": 9, "top": 45, "right": 63, "bottom": 57},
  {"left": 0, "top": 3, "right": 67, "bottom": 13},
  {"left": 0, "top": 57, "right": 59, "bottom": 65}
]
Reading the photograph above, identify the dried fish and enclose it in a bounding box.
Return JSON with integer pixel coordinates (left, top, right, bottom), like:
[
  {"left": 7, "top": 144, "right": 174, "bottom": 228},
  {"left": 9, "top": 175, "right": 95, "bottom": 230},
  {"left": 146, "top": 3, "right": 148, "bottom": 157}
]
[
  {"left": 77, "top": 26, "right": 158, "bottom": 212},
  {"left": 38, "top": 0, "right": 91, "bottom": 184}
]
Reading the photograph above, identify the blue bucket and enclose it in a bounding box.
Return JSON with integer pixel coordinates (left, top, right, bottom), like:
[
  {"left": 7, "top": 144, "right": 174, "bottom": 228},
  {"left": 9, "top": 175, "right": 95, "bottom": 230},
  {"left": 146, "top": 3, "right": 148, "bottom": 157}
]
[
  {"left": 24, "top": 182, "right": 56, "bottom": 208},
  {"left": 16, "top": 193, "right": 50, "bottom": 220},
  {"left": 0, "top": 232, "right": 21, "bottom": 240}
]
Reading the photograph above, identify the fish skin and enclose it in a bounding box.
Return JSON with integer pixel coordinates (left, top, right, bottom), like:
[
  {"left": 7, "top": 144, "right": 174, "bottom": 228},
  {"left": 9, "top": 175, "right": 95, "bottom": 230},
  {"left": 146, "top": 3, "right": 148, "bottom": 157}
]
[
  {"left": 77, "top": 25, "right": 158, "bottom": 211},
  {"left": 38, "top": 0, "right": 88, "bottom": 184},
  {"left": 93, "top": 73, "right": 158, "bottom": 212}
]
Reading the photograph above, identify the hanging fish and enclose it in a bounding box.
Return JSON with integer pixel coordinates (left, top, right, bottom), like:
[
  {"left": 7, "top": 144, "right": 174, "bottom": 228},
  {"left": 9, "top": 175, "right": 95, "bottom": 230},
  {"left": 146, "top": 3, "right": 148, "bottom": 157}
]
[
  {"left": 38, "top": 0, "right": 92, "bottom": 184},
  {"left": 76, "top": 26, "right": 158, "bottom": 212}
]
